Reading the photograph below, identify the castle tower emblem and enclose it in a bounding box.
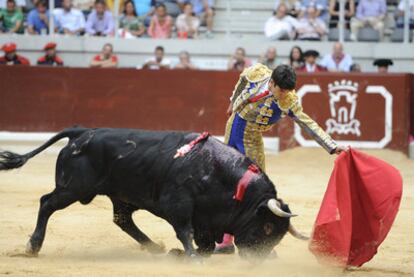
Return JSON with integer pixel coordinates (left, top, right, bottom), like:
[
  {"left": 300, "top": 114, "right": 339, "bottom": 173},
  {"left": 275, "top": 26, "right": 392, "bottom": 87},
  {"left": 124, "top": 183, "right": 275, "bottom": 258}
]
[{"left": 325, "top": 80, "right": 361, "bottom": 136}]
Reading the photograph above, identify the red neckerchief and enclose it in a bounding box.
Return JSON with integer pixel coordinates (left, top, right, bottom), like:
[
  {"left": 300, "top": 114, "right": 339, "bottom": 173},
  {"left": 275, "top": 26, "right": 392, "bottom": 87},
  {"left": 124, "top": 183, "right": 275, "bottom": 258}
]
[
  {"left": 233, "top": 164, "right": 261, "bottom": 201},
  {"left": 248, "top": 90, "right": 271, "bottom": 103}
]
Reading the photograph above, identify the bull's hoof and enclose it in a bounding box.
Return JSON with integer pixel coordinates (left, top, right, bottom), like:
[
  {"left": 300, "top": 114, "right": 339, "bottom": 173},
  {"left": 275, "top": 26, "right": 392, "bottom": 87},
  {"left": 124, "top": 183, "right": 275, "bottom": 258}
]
[{"left": 25, "top": 241, "right": 39, "bottom": 257}]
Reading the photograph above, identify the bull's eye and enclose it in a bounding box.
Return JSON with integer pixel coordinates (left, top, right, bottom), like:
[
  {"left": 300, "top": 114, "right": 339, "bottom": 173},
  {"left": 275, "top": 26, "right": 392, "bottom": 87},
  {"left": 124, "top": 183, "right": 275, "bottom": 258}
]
[{"left": 263, "top": 222, "right": 274, "bottom": 236}]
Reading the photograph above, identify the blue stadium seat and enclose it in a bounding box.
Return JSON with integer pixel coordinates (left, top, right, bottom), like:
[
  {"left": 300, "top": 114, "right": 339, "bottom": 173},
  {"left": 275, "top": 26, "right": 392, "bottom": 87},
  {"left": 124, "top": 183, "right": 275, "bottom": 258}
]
[
  {"left": 357, "top": 27, "right": 380, "bottom": 42},
  {"left": 328, "top": 28, "right": 351, "bottom": 41},
  {"left": 390, "top": 28, "right": 413, "bottom": 42}
]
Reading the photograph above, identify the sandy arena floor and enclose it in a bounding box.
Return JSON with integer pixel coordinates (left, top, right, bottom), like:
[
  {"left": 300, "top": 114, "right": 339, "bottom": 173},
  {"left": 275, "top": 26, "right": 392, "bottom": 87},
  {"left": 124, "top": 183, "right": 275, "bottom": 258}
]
[{"left": 0, "top": 147, "right": 413, "bottom": 276}]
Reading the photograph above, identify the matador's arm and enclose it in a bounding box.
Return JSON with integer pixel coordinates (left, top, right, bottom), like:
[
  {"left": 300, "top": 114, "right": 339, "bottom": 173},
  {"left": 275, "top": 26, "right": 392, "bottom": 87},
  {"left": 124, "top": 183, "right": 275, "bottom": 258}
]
[{"left": 288, "top": 101, "right": 338, "bottom": 154}]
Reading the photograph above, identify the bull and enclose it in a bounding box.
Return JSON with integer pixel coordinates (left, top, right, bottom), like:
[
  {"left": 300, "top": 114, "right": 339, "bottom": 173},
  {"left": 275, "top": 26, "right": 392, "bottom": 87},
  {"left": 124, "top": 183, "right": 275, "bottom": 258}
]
[{"left": 0, "top": 127, "right": 307, "bottom": 259}]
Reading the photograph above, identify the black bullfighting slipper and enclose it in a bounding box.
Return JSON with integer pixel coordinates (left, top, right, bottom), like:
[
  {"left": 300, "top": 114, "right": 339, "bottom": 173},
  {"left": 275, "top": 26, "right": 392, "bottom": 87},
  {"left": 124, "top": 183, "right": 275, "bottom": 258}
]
[{"left": 213, "top": 244, "right": 235, "bottom": 254}]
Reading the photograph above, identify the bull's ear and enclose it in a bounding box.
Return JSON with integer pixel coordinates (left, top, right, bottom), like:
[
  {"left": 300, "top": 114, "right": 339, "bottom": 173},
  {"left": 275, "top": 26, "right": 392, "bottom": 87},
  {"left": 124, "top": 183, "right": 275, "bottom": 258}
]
[{"left": 256, "top": 201, "right": 269, "bottom": 216}]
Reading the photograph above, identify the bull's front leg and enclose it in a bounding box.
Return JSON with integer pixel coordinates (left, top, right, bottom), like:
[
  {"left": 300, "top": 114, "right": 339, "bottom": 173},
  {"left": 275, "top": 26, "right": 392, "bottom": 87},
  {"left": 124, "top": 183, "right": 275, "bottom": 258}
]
[{"left": 173, "top": 224, "right": 198, "bottom": 258}]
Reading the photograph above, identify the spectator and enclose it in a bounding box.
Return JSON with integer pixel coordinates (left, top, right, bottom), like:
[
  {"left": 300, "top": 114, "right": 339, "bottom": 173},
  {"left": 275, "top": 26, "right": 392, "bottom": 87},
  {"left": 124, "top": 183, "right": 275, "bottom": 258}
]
[
  {"left": 175, "top": 50, "right": 197, "bottom": 69},
  {"left": 258, "top": 46, "right": 278, "bottom": 70},
  {"left": 274, "top": 0, "right": 301, "bottom": 17},
  {"left": 176, "top": 2, "right": 200, "bottom": 38},
  {"left": 264, "top": 3, "right": 299, "bottom": 40},
  {"left": 396, "top": 0, "right": 414, "bottom": 29},
  {"left": 147, "top": 3, "right": 172, "bottom": 38},
  {"left": 329, "top": 0, "right": 355, "bottom": 29},
  {"left": 142, "top": 45, "right": 171, "bottom": 69},
  {"left": 296, "top": 5, "right": 327, "bottom": 40},
  {"left": 90, "top": 43, "right": 118, "bottom": 68},
  {"left": 119, "top": 0, "right": 146, "bottom": 38},
  {"left": 286, "top": 45, "right": 304, "bottom": 69},
  {"left": 179, "top": 0, "right": 215, "bottom": 38},
  {"left": 297, "top": 50, "right": 326, "bottom": 72},
  {"left": 0, "top": 42, "right": 30, "bottom": 65},
  {"left": 153, "top": 0, "right": 181, "bottom": 17},
  {"left": 299, "top": 0, "right": 328, "bottom": 20},
  {"left": 350, "top": 0, "right": 386, "bottom": 41},
  {"left": 54, "top": 0, "right": 86, "bottom": 35},
  {"left": 373, "top": 58, "right": 393, "bottom": 73},
  {"left": 227, "top": 47, "right": 252, "bottom": 71},
  {"left": 37, "top": 42, "right": 64, "bottom": 66},
  {"left": 350, "top": 63, "right": 361, "bottom": 72},
  {"left": 0, "top": 0, "right": 24, "bottom": 34},
  {"left": 85, "top": 0, "right": 114, "bottom": 36},
  {"left": 319, "top": 42, "right": 353, "bottom": 72},
  {"left": 0, "top": 0, "right": 25, "bottom": 8},
  {"left": 27, "top": 0, "right": 49, "bottom": 34}
]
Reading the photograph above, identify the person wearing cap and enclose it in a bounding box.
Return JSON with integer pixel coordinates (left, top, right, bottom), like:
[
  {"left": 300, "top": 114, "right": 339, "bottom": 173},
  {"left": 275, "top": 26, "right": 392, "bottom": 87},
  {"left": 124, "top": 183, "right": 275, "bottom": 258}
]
[
  {"left": 215, "top": 63, "right": 347, "bottom": 254},
  {"left": 37, "top": 43, "right": 64, "bottom": 66},
  {"left": 0, "top": 43, "right": 30, "bottom": 65},
  {"left": 27, "top": 0, "right": 49, "bottom": 35},
  {"left": 297, "top": 50, "right": 326, "bottom": 73},
  {"left": 0, "top": 0, "right": 24, "bottom": 33},
  {"left": 319, "top": 42, "right": 353, "bottom": 72},
  {"left": 296, "top": 5, "right": 327, "bottom": 40},
  {"left": 373, "top": 59, "right": 393, "bottom": 73}
]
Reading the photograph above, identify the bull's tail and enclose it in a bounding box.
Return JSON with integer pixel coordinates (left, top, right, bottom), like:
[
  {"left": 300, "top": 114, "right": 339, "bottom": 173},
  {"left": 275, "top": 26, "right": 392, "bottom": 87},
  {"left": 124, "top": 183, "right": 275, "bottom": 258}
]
[{"left": 0, "top": 127, "right": 88, "bottom": 171}]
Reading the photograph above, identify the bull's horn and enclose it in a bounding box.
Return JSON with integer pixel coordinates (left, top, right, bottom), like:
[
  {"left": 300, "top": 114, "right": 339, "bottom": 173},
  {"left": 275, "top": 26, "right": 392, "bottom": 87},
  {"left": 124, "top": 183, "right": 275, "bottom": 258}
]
[
  {"left": 288, "top": 224, "right": 309, "bottom": 240},
  {"left": 267, "top": 199, "right": 297, "bottom": 218}
]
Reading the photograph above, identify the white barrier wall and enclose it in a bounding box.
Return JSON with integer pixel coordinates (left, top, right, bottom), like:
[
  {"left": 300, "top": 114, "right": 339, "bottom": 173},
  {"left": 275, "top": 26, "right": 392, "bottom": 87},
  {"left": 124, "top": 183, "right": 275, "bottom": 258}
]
[{"left": 0, "top": 35, "right": 413, "bottom": 72}]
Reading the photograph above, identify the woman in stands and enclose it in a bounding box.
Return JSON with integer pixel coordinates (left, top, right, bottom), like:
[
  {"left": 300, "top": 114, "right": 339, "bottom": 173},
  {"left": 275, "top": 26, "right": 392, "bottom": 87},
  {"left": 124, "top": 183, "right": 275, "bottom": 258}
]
[
  {"left": 329, "top": 0, "right": 355, "bottom": 29},
  {"left": 286, "top": 45, "right": 304, "bottom": 69},
  {"left": 147, "top": 3, "right": 173, "bottom": 39},
  {"left": 119, "top": 0, "right": 146, "bottom": 38}
]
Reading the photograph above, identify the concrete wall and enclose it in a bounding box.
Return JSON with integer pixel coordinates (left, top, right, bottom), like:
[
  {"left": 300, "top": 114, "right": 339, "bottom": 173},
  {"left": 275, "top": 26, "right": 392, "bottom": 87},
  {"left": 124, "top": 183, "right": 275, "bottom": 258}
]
[{"left": 0, "top": 35, "right": 413, "bottom": 72}]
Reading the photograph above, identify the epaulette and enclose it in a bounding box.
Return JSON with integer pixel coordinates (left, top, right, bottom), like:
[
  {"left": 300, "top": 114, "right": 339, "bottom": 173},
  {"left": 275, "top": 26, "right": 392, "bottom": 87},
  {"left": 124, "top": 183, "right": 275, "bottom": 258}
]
[{"left": 241, "top": 63, "right": 272, "bottom": 83}]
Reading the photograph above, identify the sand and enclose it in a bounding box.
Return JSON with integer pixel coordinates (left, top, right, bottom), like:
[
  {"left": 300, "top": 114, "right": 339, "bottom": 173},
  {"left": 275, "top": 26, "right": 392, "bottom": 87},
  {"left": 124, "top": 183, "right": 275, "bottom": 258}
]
[{"left": 0, "top": 147, "right": 413, "bottom": 276}]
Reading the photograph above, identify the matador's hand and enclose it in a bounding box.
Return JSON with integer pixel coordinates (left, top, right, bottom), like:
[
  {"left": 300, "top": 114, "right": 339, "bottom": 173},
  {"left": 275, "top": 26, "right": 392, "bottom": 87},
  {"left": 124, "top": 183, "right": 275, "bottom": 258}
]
[{"left": 334, "top": 145, "right": 349, "bottom": 155}]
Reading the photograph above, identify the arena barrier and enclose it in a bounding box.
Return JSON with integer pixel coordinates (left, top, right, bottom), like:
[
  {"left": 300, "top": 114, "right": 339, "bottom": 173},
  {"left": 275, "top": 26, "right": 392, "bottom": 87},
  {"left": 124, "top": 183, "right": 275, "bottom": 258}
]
[{"left": 0, "top": 67, "right": 412, "bottom": 154}]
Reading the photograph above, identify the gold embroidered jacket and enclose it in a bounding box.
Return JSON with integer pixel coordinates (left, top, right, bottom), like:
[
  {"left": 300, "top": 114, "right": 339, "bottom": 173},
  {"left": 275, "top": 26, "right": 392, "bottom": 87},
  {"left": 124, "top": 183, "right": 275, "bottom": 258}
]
[{"left": 229, "top": 63, "right": 338, "bottom": 154}]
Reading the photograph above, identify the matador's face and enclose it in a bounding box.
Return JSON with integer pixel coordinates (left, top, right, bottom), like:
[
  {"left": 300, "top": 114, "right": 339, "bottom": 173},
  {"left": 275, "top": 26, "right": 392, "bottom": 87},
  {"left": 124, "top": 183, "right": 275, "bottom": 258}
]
[{"left": 269, "top": 79, "right": 289, "bottom": 100}]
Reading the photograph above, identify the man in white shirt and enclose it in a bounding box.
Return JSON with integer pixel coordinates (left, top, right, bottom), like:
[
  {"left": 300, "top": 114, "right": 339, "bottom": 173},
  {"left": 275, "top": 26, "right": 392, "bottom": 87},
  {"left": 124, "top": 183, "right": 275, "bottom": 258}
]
[
  {"left": 54, "top": 0, "right": 86, "bottom": 35},
  {"left": 141, "top": 46, "right": 171, "bottom": 70},
  {"left": 264, "top": 3, "right": 299, "bottom": 40},
  {"left": 319, "top": 42, "right": 353, "bottom": 72},
  {"left": 296, "top": 5, "right": 327, "bottom": 40},
  {"left": 396, "top": 0, "right": 414, "bottom": 29}
]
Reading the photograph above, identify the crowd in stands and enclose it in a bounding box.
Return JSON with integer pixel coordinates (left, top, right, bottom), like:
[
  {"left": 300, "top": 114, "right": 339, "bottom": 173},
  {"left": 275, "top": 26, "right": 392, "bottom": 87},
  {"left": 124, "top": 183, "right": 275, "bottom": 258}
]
[
  {"left": 0, "top": 40, "right": 394, "bottom": 73},
  {"left": 0, "top": 0, "right": 215, "bottom": 38},
  {"left": 265, "top": 0, "right": 413, "bottom": 41},
  {"left": 0, "top": 0, "right": 412, "bottom": 40}
]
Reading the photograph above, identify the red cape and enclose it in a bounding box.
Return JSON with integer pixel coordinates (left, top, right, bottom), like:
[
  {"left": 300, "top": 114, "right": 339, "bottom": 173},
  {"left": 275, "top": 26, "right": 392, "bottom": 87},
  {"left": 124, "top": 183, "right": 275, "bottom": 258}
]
[{"left": 309, "top": 149, "right": 402, "bottom": 267}]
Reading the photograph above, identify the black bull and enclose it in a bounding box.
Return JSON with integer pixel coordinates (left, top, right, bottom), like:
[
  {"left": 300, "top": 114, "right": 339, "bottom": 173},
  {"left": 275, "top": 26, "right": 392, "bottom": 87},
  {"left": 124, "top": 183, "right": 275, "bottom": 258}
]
[{"left": 0, "top": 127, "right": 307, "bottom": 258}]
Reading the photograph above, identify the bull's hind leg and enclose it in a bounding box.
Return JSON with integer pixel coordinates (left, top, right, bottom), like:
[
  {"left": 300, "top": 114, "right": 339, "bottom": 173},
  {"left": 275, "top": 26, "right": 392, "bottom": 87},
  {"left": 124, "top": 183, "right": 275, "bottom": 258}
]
[
  {"left": 26, "top": 189, "right": 78, "bottom": 256},
  {"left": 111, "top": 198, "right": 164, "bottom": 254}
]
